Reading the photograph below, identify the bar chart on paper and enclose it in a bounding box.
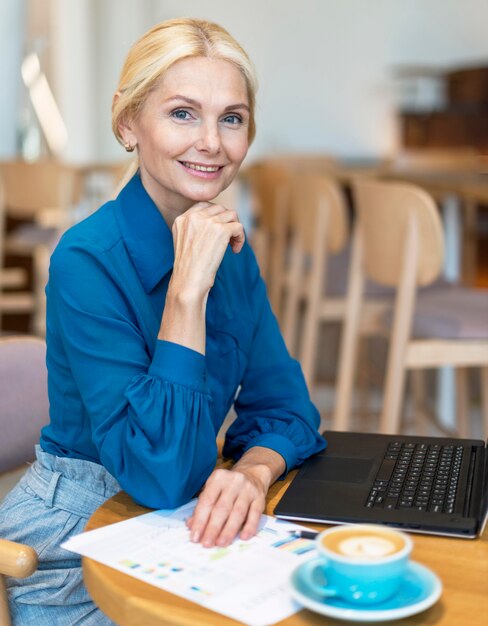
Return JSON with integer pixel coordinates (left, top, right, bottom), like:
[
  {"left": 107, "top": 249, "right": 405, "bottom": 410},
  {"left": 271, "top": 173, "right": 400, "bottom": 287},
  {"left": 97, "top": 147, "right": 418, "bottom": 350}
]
[{"left": 62, "top": 500, "right": 317, "bottom": 626}]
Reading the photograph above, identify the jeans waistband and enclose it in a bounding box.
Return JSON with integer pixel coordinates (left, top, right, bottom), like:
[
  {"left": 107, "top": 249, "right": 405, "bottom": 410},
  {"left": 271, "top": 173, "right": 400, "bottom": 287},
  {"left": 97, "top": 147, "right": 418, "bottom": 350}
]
[{"left": 21, "top": 446, "right": 121, "bottom": 519}]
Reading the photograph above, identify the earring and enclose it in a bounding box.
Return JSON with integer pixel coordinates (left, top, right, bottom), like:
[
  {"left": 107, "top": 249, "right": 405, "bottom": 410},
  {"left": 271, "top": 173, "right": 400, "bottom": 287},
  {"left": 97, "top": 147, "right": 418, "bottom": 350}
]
[{"left": 124, "top": 142, "right": 135, "bottom": 153}]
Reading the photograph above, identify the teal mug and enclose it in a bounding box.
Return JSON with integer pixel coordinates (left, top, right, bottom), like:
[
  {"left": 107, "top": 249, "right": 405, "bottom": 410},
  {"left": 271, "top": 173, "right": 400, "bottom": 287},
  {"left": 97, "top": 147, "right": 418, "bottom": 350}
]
[{"left": 300, "top": 525, "right": 413, "bottom": 605}]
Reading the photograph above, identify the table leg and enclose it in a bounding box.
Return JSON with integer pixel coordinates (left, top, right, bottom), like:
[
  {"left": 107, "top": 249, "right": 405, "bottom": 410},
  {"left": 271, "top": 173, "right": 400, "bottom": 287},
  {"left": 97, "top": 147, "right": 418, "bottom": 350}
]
[{"left": 436, "top": 194, "right": 461, "bottom": 431}]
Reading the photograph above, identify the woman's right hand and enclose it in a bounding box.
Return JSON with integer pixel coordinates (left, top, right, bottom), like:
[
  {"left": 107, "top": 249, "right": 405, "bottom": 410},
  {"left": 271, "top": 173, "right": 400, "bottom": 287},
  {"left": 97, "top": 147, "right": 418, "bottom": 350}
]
[
  {"left": 170, "top": 202, "right": 245, "bottom": 300},
  {"left": 158, "top": 202, "right": 245, "bottom": 354}
]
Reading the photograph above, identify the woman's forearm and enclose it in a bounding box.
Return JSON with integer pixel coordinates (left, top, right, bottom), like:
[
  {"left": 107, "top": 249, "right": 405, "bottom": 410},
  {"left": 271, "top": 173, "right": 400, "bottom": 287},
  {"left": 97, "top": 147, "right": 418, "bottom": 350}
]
[{"left": 158, "top": 282, "right": 208, "bottom": 354}]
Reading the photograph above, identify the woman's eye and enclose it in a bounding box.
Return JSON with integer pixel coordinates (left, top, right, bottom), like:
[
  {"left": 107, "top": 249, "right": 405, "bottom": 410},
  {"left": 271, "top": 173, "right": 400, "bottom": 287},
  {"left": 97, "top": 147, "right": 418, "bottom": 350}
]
[
  {"left": 222, "top": 114, "right": 242, "bottom": 125},
  {"left": 171, "top": 109, "right": 192, "bottom": 121}
]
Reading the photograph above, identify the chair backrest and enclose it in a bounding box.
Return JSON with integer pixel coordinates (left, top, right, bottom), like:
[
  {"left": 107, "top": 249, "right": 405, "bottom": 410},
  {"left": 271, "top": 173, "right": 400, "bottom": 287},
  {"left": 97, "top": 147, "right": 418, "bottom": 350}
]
[
  {"left": 245, "top": 154, "right": 338, "bottom": 237},
  {"left": 353, "top": 179, "right": 444, "bottom": 288},
  {"left": 281, "top": 173, "right": 349, "bottom": 360},
  {"left": 289, "top": 174, "right": 348, "bottom": 258},
  {"left": 0, "top": 160, "right": 81, "bottom": 219},
  {"left": 0, "top": 336, "right": 48, "bottom": 473},
  {"left": 244, "top": 161, "right": 293, "bottom": 310},
  {"left": 245, "top": 160, "right": 291, "bottom": 233}
]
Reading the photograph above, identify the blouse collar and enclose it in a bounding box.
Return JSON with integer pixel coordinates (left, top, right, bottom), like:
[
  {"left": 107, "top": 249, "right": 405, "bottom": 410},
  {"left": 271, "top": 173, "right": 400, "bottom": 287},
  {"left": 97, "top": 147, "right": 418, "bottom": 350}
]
[{"left": 115, "top": 173, "right": 174, "bottom": 293}]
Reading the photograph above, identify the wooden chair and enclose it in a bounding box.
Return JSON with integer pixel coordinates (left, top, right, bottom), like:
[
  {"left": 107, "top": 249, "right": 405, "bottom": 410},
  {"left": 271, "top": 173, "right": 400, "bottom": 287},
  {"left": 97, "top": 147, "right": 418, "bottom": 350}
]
[
  {"left": 0, "top": 539, "right": 38, "bottom": 626},
  {"left": 279, "top": 174, "right": 349, "bottom": 388},
  {"left": 244, "top": 161, "right": 293, "bottom": 315},
  {"left": 245, "top": 155, "right": 339, "bottom": 316},
  {"left": 0, "top": 183, "right": 35, "bottom": 331},
  {"left": 277, "top": 171, "right": 397, "bottom": 411},
  {"left": 333, "top": 179, "right": 488, "bottom": 436},
  {"left": 246, "top": 165, "right": 394, "bottom": 413},
  {"left": 0, "top": 160, "right": 81, "bottom": 335}
]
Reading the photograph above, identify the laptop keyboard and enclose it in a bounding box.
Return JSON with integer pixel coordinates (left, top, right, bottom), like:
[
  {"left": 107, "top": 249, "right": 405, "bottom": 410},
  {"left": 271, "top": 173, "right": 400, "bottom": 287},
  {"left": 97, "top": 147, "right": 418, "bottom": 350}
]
[{"left": 365, "top": 442, "right": 464, "bottom": 514}]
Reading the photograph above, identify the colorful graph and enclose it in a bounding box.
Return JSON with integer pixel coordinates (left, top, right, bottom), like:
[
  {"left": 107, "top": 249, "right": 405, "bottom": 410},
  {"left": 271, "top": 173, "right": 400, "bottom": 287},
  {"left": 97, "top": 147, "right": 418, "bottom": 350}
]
[
  {"left": 270, "top": 536, "right": 315, "bottom": 556},
  {"left": 120, "top": 559, "right": 140, "bottom": 569}
]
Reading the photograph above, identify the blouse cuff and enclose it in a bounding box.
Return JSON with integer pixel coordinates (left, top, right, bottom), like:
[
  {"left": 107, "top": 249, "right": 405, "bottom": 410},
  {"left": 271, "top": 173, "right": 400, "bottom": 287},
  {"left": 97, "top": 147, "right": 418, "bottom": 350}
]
[
  {"left": 148, "top": 340, "right": 208, "bottom": 393},
  {"left": 242, "top": 433, "right": 298, "bottom": 476}
]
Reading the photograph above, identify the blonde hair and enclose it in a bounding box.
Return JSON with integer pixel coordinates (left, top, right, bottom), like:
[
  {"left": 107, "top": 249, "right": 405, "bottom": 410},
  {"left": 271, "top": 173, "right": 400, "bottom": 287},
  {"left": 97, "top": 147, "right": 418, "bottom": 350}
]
[{"left": 112, "top": 18, "right": 257, "bottom": 149}]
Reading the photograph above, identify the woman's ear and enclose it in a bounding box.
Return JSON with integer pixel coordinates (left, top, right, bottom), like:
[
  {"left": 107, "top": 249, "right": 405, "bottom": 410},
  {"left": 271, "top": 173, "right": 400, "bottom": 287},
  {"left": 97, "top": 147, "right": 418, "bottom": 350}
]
[{"left": 113, "top": 92, "right": 137, "bottom": 149}]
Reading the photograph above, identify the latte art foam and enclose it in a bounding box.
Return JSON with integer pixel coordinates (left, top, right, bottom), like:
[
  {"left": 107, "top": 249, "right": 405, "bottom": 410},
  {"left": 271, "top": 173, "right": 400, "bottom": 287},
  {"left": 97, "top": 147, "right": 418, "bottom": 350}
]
[
  {"left": 337, "top": 536, "right": 397, "bottom": 559},
  {"left": 321, "top": 528, "right": 406, "bottom": 560}
]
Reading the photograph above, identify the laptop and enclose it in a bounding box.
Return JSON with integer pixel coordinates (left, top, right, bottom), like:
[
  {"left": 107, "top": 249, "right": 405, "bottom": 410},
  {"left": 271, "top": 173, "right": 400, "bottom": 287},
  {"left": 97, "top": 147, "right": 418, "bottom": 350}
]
[{"left": 274, "top": 431, "right": 488, "bottom": 538}]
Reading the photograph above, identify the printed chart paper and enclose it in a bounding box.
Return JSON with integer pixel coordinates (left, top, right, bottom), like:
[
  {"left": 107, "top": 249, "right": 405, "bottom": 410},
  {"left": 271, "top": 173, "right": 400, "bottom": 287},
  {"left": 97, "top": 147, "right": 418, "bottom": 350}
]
[{"left": 62, "top": 500, "right": 316, "bottom": 626}]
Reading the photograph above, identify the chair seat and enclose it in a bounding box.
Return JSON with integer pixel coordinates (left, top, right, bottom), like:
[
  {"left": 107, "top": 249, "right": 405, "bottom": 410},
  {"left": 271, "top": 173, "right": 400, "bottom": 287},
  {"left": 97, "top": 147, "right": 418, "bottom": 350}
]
[
  {"left": 382, "top": 285, "right": 488, "bottom": 340},
  {"left": 325, "top": 245, "right": 395, "bottom": 297},
  {"left": 325, "top": 245, "right": 450, "bottom": 298}
]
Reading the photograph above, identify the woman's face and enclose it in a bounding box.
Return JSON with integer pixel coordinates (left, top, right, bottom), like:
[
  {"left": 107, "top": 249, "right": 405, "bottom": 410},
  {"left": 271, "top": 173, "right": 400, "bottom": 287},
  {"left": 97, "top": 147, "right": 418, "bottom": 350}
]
[{"left": 122, "top": 56, "right": 250, "bottom": 217}]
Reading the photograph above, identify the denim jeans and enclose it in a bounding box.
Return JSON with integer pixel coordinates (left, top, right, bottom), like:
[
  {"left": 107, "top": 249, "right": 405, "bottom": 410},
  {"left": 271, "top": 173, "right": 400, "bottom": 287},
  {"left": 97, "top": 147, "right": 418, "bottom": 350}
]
[{"left": 0, "top": 446, "right": 120, "bottom": 625}]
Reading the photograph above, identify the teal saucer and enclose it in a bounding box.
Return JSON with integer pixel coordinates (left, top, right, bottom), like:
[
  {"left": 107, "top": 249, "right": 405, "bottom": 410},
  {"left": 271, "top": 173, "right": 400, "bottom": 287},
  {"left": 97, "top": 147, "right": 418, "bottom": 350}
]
[{"left": 290, "top": 558, "right": 442, "bottom": 623}]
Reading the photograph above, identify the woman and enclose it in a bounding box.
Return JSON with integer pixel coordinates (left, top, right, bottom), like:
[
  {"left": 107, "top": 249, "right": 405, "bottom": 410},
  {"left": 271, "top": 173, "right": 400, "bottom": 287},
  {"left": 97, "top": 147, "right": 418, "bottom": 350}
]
[{"left": 0, "top": 18, "right": 325, "bottom": 624}]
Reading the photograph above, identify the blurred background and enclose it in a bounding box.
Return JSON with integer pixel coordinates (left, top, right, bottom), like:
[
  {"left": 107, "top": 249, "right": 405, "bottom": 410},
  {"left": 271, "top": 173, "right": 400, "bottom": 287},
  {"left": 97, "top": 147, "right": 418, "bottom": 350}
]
[{"left": 3, "top": 0, "right": 488, "bottom": 163}]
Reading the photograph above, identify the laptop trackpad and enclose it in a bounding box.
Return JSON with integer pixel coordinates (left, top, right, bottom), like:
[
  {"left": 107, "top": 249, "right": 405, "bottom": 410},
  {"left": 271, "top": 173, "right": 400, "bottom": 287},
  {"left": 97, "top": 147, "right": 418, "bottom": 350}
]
[{"left": 301, "top": 457, "right": 374, "bottom": 484}]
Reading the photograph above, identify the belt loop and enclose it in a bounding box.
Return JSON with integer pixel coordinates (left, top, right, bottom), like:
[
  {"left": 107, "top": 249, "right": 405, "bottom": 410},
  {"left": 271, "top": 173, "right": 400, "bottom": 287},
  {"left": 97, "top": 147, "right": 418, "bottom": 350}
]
[{"left": 44, "top": 471, "right": 62, "bottom": 508}]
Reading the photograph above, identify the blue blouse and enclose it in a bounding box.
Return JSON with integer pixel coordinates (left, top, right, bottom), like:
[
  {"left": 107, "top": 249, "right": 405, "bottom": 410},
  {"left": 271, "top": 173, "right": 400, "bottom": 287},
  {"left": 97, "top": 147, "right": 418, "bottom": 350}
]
[{"left": 40, "top": 173, "right": 325, "bottom": 508}]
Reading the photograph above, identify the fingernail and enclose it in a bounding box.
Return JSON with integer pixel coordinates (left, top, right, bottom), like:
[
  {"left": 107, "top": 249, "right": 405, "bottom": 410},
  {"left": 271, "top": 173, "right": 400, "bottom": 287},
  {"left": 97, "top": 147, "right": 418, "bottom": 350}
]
[{"left": 191, "top": 531, "right": 200, "bottom": 542}]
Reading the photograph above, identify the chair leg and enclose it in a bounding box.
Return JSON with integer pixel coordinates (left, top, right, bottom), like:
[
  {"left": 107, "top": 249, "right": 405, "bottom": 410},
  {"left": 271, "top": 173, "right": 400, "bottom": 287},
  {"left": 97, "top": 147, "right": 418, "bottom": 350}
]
[
  {"left": 300, "top": 302, "right": 320, "bottom": 392},
  {"left": 411, "top": 369, "right": 429, "bottom": 435},
  {"left": 0, "top": 574, "right": 12, "bottom": 626},
  {"left": 379, "top": 216, "right": 419, "bottom": 435},
  {"left": 300, "top": 254, "right": 328, "bottom": 393},
  {"left": 456, "top": 367, "right": 470, "bottom": 438},
  {"left": 333, "top": 226, "right": 364, "bottom": 431},
  {"left": 356, "top": 338, "right": 372, "bottom": 422},
  {"left": 281, "top": 240, "right": 302, "bottom": 358}
]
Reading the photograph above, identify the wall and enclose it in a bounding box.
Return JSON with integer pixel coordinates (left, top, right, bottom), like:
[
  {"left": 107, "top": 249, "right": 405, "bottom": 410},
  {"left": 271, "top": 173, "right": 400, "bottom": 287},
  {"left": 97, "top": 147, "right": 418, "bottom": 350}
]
[
  {"left": 0, "top": 0, "right": 25, "bottom": 158},
  {"left": 20, "top": 0, "right": 488, "bottom": 163}
]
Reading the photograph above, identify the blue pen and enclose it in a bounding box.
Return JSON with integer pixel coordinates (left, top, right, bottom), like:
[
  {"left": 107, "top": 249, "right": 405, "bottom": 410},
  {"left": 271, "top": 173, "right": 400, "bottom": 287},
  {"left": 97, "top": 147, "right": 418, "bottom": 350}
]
[{"left": 289, "top": 530, "right": 318, "bottom": 540}]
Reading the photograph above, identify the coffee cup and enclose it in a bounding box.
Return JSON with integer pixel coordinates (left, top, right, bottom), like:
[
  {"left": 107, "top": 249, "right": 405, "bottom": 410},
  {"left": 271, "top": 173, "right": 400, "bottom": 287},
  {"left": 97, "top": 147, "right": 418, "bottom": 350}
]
[{"left": 300, "top": 524, "right": 412, "bottom": 605}]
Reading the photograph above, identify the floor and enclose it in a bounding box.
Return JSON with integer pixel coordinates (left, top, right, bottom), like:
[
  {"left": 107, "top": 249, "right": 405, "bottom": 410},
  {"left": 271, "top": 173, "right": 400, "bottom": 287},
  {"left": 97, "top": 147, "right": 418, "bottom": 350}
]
[{"left": 0, "top": 466, "right": 28, "bottom": 502}]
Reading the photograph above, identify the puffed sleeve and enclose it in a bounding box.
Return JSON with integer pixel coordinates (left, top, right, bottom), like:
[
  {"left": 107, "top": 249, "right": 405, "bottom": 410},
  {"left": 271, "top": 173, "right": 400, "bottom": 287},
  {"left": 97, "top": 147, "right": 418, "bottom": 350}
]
[
  {"left": 47, "top": 239, "right": 217, "bottom": 508},
  {"left": 223, "top": 246, "right": 326, "bottom": 471}
]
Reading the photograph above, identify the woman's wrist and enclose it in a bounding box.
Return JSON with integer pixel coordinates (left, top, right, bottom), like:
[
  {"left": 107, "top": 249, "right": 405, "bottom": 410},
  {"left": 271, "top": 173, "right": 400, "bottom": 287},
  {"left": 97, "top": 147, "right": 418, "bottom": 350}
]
[
  {"left": 232, "top": 446, "right": 286, "bottom": 493},
  {"left": 165, "top": 280, "right": 209, "bottom": 309}
]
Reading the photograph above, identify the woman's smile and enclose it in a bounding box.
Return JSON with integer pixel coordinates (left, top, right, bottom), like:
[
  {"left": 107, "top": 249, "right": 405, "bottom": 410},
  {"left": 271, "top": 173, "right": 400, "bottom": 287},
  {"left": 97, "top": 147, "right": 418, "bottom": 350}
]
[{"left": 178, "top": 160, "right": 225, "bottom": 178}]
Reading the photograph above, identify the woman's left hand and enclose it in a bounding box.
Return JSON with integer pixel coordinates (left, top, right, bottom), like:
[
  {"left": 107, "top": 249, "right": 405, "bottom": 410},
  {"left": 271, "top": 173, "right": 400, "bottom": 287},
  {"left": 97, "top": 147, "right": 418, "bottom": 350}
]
[{"left": 186, "top": 446, "right": 285, "bottom": 548}]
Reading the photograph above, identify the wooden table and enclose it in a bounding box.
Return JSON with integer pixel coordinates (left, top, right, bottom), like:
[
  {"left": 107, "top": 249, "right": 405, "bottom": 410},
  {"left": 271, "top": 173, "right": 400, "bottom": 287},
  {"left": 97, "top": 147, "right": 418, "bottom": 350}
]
[{"left": 83, "top": 471, "right": 488, "bottom": 626}]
